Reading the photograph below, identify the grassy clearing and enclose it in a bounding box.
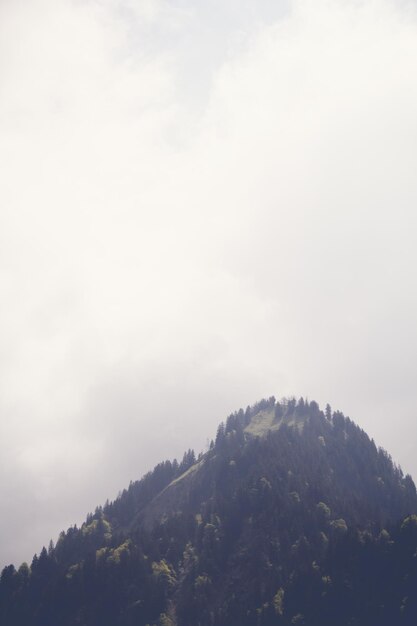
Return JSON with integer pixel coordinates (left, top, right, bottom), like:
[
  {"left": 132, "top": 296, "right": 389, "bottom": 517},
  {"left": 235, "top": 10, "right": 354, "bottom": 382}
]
[
  {"left": 244, "top": 409, "right": 282, "bottom": 436},
  {"left": 244, "top": 408, "right": 306, "bottom": 437}
]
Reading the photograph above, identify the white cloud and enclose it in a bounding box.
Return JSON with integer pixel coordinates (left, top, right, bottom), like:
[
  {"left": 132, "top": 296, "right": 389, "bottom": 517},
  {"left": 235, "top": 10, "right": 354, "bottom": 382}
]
[{"left": 1, "top": 0, "right": 417, "bottom": 567}]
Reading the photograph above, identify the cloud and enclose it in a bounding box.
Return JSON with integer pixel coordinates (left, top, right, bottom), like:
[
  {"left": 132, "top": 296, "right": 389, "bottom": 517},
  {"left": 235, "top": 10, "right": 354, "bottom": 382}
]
[{"left": 1, "top": 0, "right": 417, "bottom": 567}]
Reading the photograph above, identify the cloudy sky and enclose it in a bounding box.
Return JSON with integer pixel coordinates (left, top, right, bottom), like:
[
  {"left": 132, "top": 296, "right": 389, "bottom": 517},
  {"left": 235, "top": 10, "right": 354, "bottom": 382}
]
[{"left": 1, "top": 0, "right": 417, "bottom": 568}]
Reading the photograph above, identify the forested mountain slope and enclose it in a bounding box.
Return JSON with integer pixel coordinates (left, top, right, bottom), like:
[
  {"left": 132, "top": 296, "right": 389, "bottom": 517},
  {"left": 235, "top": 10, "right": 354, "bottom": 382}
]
[{"left": 1, "top": 397, "right": 417, "bottom": 626}]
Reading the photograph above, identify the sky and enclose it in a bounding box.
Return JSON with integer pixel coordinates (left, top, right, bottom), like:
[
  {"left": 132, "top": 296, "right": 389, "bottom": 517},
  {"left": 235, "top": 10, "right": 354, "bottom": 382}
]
[{"left": 1, "top": 0, "right": 417, "bottom": 568}]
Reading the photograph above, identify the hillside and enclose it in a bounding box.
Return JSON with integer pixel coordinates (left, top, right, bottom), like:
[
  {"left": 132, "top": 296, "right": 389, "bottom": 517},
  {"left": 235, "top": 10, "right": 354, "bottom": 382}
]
[{"left": 1, "top": 397, "right": 417, "bottom": 626}]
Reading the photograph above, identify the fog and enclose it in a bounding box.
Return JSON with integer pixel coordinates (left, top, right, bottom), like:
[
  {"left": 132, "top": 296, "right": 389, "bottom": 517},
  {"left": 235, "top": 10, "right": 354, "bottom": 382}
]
[{"left": 1, "top": 0, "right": 417, "bottom": 568}]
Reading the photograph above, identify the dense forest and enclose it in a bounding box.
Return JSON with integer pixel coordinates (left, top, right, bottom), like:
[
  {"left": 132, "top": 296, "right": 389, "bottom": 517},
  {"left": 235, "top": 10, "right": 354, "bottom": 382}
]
[{"left": 1, "top": 397, "right": 417, "bottom": 625}]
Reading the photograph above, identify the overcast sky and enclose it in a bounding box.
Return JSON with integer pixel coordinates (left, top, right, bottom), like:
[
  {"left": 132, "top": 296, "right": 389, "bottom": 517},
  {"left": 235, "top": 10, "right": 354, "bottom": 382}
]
[{"left": 1, "top": 0, "right": 417, "bottom": 568}]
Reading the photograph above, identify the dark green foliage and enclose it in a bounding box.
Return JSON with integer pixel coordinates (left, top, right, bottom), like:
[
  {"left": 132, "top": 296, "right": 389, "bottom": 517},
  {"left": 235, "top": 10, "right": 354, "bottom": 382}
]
[{"left": 1, "top": 397, "right": 417, "bottom": 626}]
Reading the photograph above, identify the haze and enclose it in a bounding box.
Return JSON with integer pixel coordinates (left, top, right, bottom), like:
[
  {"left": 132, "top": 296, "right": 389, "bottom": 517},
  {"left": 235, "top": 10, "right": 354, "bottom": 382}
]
[{"left": 1, "top": 0, "right": 417, "bottom": 568}]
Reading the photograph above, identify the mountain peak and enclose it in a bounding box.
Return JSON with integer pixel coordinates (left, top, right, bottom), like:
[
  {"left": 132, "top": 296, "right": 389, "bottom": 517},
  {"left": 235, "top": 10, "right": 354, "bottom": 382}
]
[{"left": 2, "top": 397, "right": 417, "bottom": 626}]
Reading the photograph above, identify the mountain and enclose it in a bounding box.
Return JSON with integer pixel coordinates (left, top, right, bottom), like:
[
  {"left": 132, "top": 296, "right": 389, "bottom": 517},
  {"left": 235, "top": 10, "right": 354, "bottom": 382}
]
[{"left": 1, "top": 397, "right": 417, "bottom": 626}]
